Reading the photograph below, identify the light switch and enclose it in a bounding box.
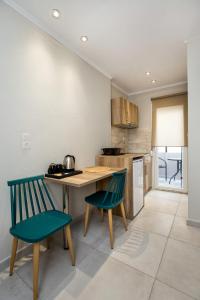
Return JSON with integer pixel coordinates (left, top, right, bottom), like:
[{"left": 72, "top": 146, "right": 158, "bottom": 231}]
[{"left": 21, "top": 133, "right": 31, "bottom": 150}]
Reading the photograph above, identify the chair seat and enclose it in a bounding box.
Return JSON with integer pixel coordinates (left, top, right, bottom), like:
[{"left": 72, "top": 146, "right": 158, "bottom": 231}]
[
  {"left": 10, "top": 210, "right": 72, "bottom": 243},
  {"left": 85, "top": 191, "right": 122, "bottom": 209}
]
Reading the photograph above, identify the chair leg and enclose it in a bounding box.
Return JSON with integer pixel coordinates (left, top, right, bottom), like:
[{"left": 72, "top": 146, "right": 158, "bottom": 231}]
[
  {"left": 65, "top": 225, "right": 75, "bottom": 266},
  {"left": 119, "top": 202, "right": 128, "bottom": 231},
  {"left": 46, "top": 237, "right": 50, "bottom": 250},
  {"left": 108, "top": 209, "right": 114, "bottom": 249},
  {"left": 33, "top": 243, "right": 40, "bottom": 300},
  {"left": 9, "top": 237, "right": 18, "bottom": 276},
  {"left": 84, "top": 204, "right": 90, "bottom": 236}
]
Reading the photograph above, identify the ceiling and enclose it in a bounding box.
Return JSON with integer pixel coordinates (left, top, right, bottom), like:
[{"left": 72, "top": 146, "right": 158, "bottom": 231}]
[{"left": 5, "top": 0, "right": 200, "bottom": 94}]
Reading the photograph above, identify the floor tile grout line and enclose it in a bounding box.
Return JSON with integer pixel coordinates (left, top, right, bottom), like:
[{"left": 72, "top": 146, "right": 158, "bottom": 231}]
[
  {"left": 155, "top": 278, "right": 198, "bottom": 300},
  {"left": 151, "top": 202, "right": 198, "bottom": 300},
  {"left": 76, "top": 194, "right": 180, "bottom": 285},
  {"left": 140, "top": 206, "right": 179, "bottom": 218},
  {"left": 168, "top": 235, "right": 200, "bottom": 250},
  {"left": 15, "top": 271, "right": 33, "bottom": 291},
  {"left": 147, "top": 230, "right": 169, "bottom": 300},
  {"left": 144, "top": 207, "right": 178, "bottom": 216},
  {"left": 80, "top": 192, "right": 190, "bottom": 300},
  {"left": 147, "top": 196, "right": 178, "bottom": 300},
  {"left": 108, "top": 255, "right": 155, "bottom": 279},
  {"left": 4, "top": 191, "right": 189, "bottom": 300}
]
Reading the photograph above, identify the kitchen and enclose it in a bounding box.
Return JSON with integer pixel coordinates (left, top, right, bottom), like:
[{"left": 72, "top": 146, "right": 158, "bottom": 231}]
[{"left": 0, "top": 1, "right": 200, "bottom": 300}]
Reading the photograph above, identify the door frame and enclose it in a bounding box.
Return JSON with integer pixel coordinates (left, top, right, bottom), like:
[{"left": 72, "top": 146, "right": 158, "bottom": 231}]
[{"left": 152, "top": 147, "right": 188, "bottom": 193}]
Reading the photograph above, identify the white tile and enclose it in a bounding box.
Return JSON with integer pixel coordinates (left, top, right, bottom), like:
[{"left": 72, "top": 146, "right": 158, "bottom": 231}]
[
  {"left": 16, "top": 239, "right": 94, "bottom": 300},
  {"left": 157, "top": 238, "right": 200, "bottom": 299},
  {"left": 150, "top": 280, "right": 194, "bottom": 300},
  {"left": 145, "top": 195, "right": 179, "bottom": 215},
  {"left": 0, "top": 273, "right": 32, "bottom": 300},
  {"left": 54, "top": 248, "right": 154, "bottom": 300},
  {"left": 170, "top": 216, "right": 200, "bottom": 248},
  {"left": 111, "top": 229, "right": 167, "bottom": 277},
  {"left": 147, "top": 190, "right": 181, "bottom": 202},
  {"left": 178, "top": 194, "right": 188, "bottom": 201},
  {"left": 54, "top": 290, "right": 74, "bottom": 300},
  {"left": 65, "top": 249, "right": 109, "bottom": 298},
  {"left": 96, "top": 222, "right": 131, "bottom": 255},
  {"left": 132, "top": 209, "right": 174, "bottom": 237},
  {"left": 78, "top": 257, "right": 154, "bottom": 300},
  {"left": 72, "top": 214, "right": 122, "bottom": 248},
  {"left": 176, "top": 199, "right": 188, "bottom": 217}
]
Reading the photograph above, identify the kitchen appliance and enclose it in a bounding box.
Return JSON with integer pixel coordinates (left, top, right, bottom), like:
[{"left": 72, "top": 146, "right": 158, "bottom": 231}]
[
  {"left": 48, "top": 163, "right": 63, "bottom": 174},
  {"left": 102, "top": 147, "right": 121, "bottom": 155},
  {"left": 63, "top": 155, "right": 75, "bottom": 171},
  {"left": 45, "top": 170, "right": 82, "bottom": 179},
  {"left": 133, "top": 157, "right": 144, "bottom": 217}
]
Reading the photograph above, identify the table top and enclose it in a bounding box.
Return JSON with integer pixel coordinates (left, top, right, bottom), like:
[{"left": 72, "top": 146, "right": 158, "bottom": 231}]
[{"left": 45, "top": 167, "right": 124, "bottom": 188}]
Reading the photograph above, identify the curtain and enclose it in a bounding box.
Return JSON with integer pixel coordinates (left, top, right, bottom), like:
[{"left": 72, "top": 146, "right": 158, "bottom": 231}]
[{"left": 152, "top": 93, "right": 188, "bottom": 147}]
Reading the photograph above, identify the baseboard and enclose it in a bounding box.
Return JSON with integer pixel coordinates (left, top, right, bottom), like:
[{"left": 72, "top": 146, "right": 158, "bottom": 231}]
[
  {"left": 187, "top": 218, "right": 200, "bottom": 227},
  {"left": 0, "top": 214, "right": 86, "bottom": 272}
]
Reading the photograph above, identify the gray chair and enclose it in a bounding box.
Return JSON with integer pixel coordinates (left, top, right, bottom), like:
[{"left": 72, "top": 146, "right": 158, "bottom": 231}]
[{"left": 158, "top": 157, "right": 168, "bottom": 181}]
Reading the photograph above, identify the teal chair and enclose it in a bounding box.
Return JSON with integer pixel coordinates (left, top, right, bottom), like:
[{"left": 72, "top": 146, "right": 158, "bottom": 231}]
[
  {"left": 84, "top": 169, "right": 127, "bottom": 249},
  {"left": 7, "top": 175, "right": 75, "bottom": 300}
]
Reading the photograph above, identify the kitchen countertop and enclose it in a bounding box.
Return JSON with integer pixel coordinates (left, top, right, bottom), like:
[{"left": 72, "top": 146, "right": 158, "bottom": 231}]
[
  {"left": 97, "top": 153, "right": 150, "bottom": 159},
  {"left": 45, "top": 167, "right": 124, "bottom": 188}
]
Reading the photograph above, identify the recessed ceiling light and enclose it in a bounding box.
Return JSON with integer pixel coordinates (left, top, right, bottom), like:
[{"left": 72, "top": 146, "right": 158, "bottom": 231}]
[
  {"left": 52, "top": 9, "right": 61, "bottom": 19},
  {"left": 80, "top": 36, "right": 88, "bottom": 42},
  {"left": 152, "top": 79, "right": 156, "bottom": 84},
  {"left": 146, "top": 71, "right": 151, "bottom": 76}
]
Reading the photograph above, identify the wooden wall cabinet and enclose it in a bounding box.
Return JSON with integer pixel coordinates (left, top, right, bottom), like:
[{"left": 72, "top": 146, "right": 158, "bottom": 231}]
[{"left": 111, "top": 97, "right": 139, "bottom": 128}]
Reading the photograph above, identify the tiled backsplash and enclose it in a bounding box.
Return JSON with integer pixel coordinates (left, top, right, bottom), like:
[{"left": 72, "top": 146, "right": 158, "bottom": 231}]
[
  {"left": 111, "top": 126, "right": 151, "bottom": 154},
  {"left": 128, "top": 128, "right": 151, "bottom": 153},
  {"left": 111, "top": 126, "right": 128, "bottom": 153}
]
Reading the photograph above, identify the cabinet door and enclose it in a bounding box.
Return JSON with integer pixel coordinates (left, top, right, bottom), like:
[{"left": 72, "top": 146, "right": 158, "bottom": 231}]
[
  {"left": 111, "top": 98, "right": 127, "bottom": 126},
  {"left": 126, "top": 101, "right": 132, "bottom": 126},
  {"left": 133, "top": 105, "right": 139, "bottom": 127},
  {"left": 126, "top": 102, "right": 138, "bottom": 127},
  {"left": 112, "top": 98, "right": 138, "bottom": 128}
]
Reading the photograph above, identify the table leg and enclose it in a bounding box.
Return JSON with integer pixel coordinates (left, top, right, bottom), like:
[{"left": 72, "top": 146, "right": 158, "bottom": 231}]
[
  {"left": 169, "top": 160, "right": 181, "bottom": 184},
  {"left": 63, "top": 185, "right": 69, "bottom": 250},
  {"left": 180, "top": 160, "right": 183, "bottom": 187}
]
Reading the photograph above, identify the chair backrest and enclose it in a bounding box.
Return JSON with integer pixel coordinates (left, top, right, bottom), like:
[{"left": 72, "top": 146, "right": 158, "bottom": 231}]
[
  {"left": 104, "top": 169, "right": 127, "bottom": 205},
  {"left": 7, "top": 175, "right": 55, "bottom": 227}
]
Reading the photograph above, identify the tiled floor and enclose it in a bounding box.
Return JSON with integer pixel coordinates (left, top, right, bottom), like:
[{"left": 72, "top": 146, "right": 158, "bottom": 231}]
[{"left": 1, "top": 190, "right": 200, "bottom": 300}]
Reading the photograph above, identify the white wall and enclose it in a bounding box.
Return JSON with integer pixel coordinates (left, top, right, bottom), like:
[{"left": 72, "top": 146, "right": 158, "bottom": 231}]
[
  {"left": 128, "top": 83, "right": 187, "bottom": 129},
  {"left": 128, "top": 84, "right": 187, "bottom": 153},
  {"left": 0, "top": 3, "right": 111, "bottom": 263},
  {"left": 111, "top": 85, "right": 127, "bottom": 99},
  {"left": 187, "top": 36, "right": 200, "bottom": 224}
]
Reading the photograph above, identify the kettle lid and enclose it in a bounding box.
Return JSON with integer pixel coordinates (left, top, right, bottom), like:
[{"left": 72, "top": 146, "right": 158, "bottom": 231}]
[{"left": 64, "top": 154, "right": 75, "bottom": 161}]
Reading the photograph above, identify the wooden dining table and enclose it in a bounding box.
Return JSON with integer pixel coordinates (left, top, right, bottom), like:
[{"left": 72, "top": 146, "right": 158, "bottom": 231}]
[{"left": 45, "top": 166, "right": 124, "bottom": 248}]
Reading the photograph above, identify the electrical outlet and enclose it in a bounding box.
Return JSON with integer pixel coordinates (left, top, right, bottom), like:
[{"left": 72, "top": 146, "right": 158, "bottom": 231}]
[
  {"left": 22, "top": 141, "right": 31, "bottom": 149},
  {"left": 21, "top": 133, "right": 31, "bottom": 150}
]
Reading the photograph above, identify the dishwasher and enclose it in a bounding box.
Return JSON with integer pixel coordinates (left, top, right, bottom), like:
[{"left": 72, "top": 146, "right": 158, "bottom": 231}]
[{"left": 133, "top": 157, "right": 144, "bottom": 217}]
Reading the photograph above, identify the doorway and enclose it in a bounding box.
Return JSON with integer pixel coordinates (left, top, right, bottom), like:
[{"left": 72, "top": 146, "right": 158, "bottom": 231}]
[
  {"left": 151, "top": 93, "right": 188, "bottom": 193},
  {"left": 153, "top": 146, "right": 188, "bottom": 192}
]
